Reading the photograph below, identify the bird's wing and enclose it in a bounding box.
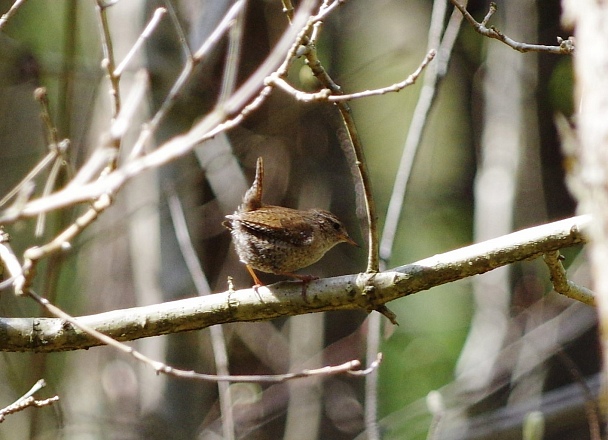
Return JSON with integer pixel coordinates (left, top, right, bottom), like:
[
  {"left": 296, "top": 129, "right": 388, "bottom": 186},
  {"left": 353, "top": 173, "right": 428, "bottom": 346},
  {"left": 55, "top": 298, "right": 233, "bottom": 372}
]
[{"left": 235, "top": 207, "right": 314, "bottom": 246}]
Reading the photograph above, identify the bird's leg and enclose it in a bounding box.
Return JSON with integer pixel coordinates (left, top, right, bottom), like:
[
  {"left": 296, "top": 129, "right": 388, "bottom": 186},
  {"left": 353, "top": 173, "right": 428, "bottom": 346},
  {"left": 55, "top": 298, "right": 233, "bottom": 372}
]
[
  {"left": 246, "top": 265, "right": 264, "bottom": 290},
  {"left": 280, "top": 272, "right": 318, "bottom": 300}
]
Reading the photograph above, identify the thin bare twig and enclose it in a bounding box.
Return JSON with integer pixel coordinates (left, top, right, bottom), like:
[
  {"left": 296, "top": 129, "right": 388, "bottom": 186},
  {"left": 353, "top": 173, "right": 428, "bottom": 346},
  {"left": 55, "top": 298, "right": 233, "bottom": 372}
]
[
  {"left": 0, "top": 151, "right": 56, "bottom": 208},
  {"left": 450, "top": 0, "right": 575, "bottom": 54},
  {"left": 349, "top": 353, "right": 383, "bottom": 376},
  {"left": 32, "top": 87, "right": 72, "bottom": 237},
  {"left": 0, "top": 0, "right": 27, "bottom": 31},
  {"left": 35, "top": 87, "right": 60, "bottom": 147},
  {"left": 0, "top": 229, "right": 23, "bottom": 290},
  {"left": 16, "top": 195, "right": 112, "bottom": 295},
  {"left": 217, "top": 1, "right": 246, "bottom": 105},
  {"left": 543, "top": 251, "right": 595, "bottom": 306},
  {"left": 94, "top": 0, "right": 124, "bottom": 171},
  {"left": 164, "top": 0, "right": 191, "bottom": 58},
  {"left": 0, "top": 379, "right": 59, "bottom": 423},
  {"left": 95, "top": 0, "right": 121, "bottom": 118},
  {"left": 14, "top": 379, "right": 46, "bottom": 404},
  {"left": 0, "top": 396, "right": 59, "bottom": 422},
  {"left": 34, "top": 140, "right": 70, "bottom": 237},
  {"left": 267, "top": 50, "right": 436, "bottom": 103},
  {"left": 281, "top": 0, "right": 295, "bottom": 22},
  {"left": 2, "top": 182, "right": 35, "bottom": 226},
  {"left": 157, "top": 359, "right": 375, "bottom": 382},
  {"left": 114, "top": 7, "right": 167, "bottom": 78},
  {"left": 109, "top": 70, "right": 149, "bottom": 143}
]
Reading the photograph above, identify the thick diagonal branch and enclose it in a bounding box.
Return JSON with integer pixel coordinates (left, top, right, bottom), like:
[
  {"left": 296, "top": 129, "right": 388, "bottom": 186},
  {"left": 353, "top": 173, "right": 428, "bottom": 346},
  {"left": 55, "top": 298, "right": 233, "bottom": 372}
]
[{"left": 0, "top": 215, "right": 588, "bottom": 352}]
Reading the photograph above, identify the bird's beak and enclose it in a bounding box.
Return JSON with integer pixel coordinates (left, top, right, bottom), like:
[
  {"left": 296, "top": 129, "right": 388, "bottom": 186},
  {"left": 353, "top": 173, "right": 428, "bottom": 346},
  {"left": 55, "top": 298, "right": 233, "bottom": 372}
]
[{"left": 344, "top": 235, "right": 359, "bottom": 247}]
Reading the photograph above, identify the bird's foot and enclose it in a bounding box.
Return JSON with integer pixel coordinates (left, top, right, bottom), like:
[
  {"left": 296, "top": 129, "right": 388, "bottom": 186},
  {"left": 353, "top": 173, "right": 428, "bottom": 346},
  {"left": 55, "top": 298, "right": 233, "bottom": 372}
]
[{"left": 281, "top": 273, "right": 318, "bottom": 301}]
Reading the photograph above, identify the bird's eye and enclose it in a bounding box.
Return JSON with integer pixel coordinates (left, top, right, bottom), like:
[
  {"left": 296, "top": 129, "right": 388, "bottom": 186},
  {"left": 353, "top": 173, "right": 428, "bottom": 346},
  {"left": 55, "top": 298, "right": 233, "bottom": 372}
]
[{"left": 331, "top": 220, "right": 341, "bottom": 230}]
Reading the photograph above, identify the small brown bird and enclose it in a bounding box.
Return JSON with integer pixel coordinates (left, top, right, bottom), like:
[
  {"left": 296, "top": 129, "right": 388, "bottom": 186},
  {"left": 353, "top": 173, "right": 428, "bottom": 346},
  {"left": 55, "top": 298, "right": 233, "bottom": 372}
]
[{"left": 224, "top": 157, "right": 357, "bottom": 286}]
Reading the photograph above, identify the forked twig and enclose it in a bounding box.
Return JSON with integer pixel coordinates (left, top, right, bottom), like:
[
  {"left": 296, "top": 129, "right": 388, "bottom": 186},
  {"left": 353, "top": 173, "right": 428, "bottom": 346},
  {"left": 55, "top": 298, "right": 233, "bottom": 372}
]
[
  {"left": 0, "top": 379, "right": 59, "bottom": 423},
  {"left": 543, "top": 251, "right": 595, "bottom": 306},
  {"left": 450, "top": 0, "right": 574, "bottom": 54}
]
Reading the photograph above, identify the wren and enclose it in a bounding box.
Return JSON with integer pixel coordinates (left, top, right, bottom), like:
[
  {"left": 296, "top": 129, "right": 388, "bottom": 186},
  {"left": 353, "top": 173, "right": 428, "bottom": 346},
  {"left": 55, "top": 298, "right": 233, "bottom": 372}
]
[{"left": 224, "top": 157, "right": 357, "bottom": 286}]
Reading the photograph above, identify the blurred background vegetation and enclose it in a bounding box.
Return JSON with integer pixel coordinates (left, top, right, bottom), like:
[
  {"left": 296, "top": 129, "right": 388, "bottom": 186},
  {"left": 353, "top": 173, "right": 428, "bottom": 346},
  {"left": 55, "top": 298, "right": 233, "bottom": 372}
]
[{"left": 0, "top": 0, "right": 592, "bottom": 439}]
